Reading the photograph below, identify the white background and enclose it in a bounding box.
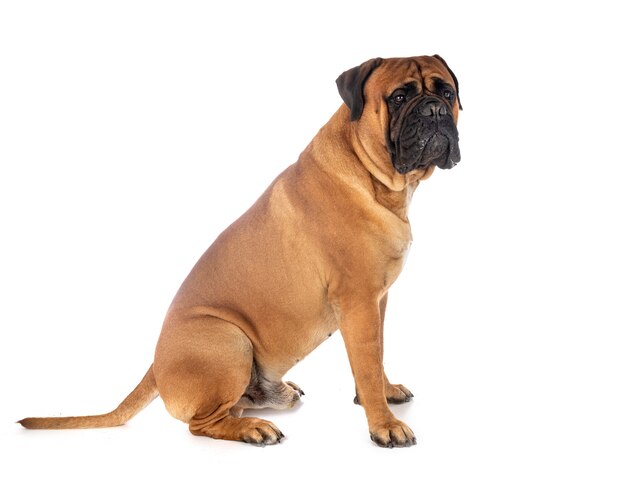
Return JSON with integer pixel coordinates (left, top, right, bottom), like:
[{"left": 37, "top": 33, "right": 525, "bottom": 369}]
[{"left": 1, "top": 1, "right": 625, "bottom": 478}]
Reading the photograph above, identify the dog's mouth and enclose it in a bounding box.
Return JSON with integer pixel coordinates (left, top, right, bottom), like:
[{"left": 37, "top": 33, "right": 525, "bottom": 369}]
[{"left": 390, "top": 98, "right": 460, "bottom": 174}]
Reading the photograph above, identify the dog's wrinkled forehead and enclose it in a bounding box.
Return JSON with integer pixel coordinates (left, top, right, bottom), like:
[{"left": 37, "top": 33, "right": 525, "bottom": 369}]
[
  {"left": 375, "top": 58, "right": 423, "bottom": 94},
  {"left": 373, "top": 56, "right": 460, "bottom": 106}
]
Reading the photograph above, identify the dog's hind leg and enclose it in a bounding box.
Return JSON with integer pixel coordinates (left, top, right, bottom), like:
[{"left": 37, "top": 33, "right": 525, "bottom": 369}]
[{"left": 154, "top": 316, "right": 283, "bottom": 445}]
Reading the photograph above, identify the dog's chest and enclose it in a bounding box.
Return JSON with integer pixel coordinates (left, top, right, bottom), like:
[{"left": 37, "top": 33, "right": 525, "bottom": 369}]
[{"left": 382, "top": 236, "right": 412, "bottom": 287}]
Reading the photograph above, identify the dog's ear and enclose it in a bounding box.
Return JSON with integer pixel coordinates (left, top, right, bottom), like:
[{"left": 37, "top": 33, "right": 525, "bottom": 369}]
[
  {"left": 336, "top": 57, "right": 383, "bottom": 121},
  {"left": 433, "top": 54, "right": 462, "bottom": 110}
]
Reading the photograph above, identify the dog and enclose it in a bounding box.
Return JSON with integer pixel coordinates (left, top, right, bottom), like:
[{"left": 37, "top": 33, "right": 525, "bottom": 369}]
[{"left": 19, "top": 55, "right": 462, "bottom": 448}]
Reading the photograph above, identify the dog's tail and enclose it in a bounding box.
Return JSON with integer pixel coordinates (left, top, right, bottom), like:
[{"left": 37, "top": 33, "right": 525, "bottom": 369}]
[{"left": 18, "top": 365, "right": 158, "bottom": 430}]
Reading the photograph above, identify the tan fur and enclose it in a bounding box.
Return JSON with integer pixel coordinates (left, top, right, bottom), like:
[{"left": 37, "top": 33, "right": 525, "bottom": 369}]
[
  {"left": 19, "top": 56, "right": 460, "bottom": 447},
  {"left": 19, "top": 367, "right": 157, "bottom": 429}
]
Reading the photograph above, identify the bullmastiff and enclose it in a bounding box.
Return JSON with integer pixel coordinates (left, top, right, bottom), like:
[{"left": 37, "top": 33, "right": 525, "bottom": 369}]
[{"left": 19, "top": 55, "right": 462, "bottom": 447}]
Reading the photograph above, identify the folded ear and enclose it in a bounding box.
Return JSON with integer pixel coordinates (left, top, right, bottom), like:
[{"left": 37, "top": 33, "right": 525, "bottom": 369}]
[
  {"left": 433, "top": 54, "right": 462, "bottom": 110},
  {"left": 335, "top": 57, "right": 383, "bottom": 121}
]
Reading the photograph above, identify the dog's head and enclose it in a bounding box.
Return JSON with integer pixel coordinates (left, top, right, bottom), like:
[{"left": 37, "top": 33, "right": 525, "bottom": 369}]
[{"left": 336, "top": 55, "right": 461, "bottom": 188}]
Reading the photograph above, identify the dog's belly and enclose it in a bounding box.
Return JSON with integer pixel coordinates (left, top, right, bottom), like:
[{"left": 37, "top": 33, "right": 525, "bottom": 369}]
[{"left": 254, "top": 299, "right": 339, "bottom": 378}]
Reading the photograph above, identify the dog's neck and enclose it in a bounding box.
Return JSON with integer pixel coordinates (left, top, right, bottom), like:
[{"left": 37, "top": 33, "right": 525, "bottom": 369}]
[{"left": 307, "top": 107, "right": 432, "bottom": 221}]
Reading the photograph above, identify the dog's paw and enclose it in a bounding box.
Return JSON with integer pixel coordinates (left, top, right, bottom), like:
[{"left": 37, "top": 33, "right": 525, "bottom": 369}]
[
  {"left": 285, "top": 381, "right": 305, "bottom": 407},
  {"left": 241, "top": 419, "right": 285, "bottom": 446},
  {"left": 369, "top": 419, "right": 416, "bottom": 448},
  {"left": 353, "top": 383, "right": 414, "bottom": 405},
  {"left": 385, "top": 383, "right": 414, "bottom": 404}
]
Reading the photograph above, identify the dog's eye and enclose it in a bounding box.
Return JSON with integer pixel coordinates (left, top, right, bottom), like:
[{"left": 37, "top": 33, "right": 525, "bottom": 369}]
[
  {"left": 391, "top": 91, "right": 406, "bottom": 106},
  {"left": 443, "top": 89, "right": 455, "bottom": 102}
]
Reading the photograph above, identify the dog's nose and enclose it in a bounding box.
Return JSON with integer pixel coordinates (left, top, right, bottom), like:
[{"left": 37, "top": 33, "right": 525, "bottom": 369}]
[{"left": 419, "top": 98, "right": 447, "bottom": 117}]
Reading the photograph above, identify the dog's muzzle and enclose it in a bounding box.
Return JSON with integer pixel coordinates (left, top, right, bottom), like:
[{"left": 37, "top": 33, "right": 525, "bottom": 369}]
[{"left": 391, "top": 96, "right": 460, "bottom": 174}]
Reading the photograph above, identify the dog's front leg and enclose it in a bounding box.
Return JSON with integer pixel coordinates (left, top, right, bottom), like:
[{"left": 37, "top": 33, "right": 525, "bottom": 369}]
[
  {"left": 339, "top": 299, "right": 416, "bottom": 448},
  {"left": 352, "top": 293, "right": 415, "bottom": 405}
]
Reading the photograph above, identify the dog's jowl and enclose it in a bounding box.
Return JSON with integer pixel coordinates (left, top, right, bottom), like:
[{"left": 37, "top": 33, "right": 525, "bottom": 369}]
[{"left": 19, "top": 55, "right": 462, "bottom": 448}]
